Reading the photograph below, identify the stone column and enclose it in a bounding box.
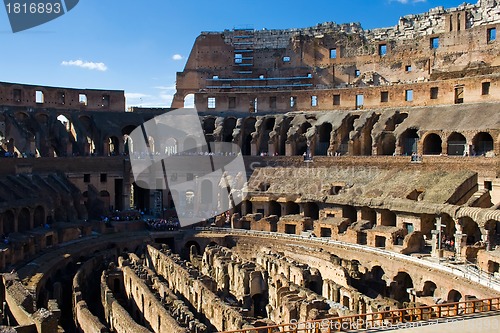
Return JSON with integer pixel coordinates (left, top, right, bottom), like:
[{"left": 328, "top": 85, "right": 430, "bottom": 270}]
[
  {"left": 454, "top": 232, "right": 467, "bottom": 259},
  {"left": 481, "top": 228, "right": 492, "bottom": 251},
  {"left": 431, "top": 230, "right": 441, "bottom": 258}
]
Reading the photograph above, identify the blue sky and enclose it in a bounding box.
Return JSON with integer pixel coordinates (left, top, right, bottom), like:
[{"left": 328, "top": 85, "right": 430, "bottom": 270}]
[{"left": 0, "top": 0, "right": 468, "bottom": 109}]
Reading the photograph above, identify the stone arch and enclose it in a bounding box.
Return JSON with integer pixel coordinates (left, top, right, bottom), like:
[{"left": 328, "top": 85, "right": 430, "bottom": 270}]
[
  {"left": 447, "top": 132, "right": 467, "bottom": 156},
  {"left": 391, "top": 272, "right": 414, "bottom": 303},
  {"left": 184, "top": 240, "right": 201, "bottom": 256},
  {"left": 183, "top": 136, "right": 198, "bottom": 153},
  {"left": 18, "top": 208, "right": 31, "bottom": 232},
  {"left": 106, "top": 136, "right": 120, "bottom": 156},
  {"left": 447, "top": 289, "right": 462, "bottom": 302},
  {"left": 296, "top": 122, "right": 312, "bottom": 156},
  {"left": 472, "top": 132, "right": 494, "bottom": 156},
  {"left": 460, "top": 217, "right": 481, "bottom": 245},
  {"left": 242, "top": 117, "right": 257, "bottom": 155},
  {"left": 3, "top": 210, "right": 16, "bottom": 234},
  {"left": 422, "top": 133, "right": 442, "bottom": 155},
  {"left": 421, "top": 281, "right": 437, "bottom": 297},
  {"left": 34, "top": 206, "right": 45, "bottom": 228},
  {"left": 399, "top": 128, "right": 419, "bottom": 155},
  {"left": 377, "top": 132, "right": 396, "bottom": 155},
  {"left": 183, "top": 93, "right": 195, "bottom": 108},
  {"left": 316, "top": 123, "right": 332, "bottom": 156},
  {"left": 258, "top": 117, "right": 276, "bottom": 155},
  {"left": 222, "top": 118, "right": 237, "bottom": 143}
]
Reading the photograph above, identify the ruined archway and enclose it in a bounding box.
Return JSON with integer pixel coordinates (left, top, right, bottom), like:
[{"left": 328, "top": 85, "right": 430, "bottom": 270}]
[
  {"left": 18, "top": 208, "right": 31, "bottom": 232},
  {"left": 460, "top": 217, "right": 481, "bottom": 245},
  {"left": 447, "top": 132, "right": 466, "bottom": 156},
  {"left": 391, "top": 272, "right": 413, "bottom": 303},
  {"left": 447, "top": 289, "right": 462, "bottom": 302},
  {"left": 472, "top": 132, "right": 494, "bottom": 156},
  {"left": 259, "top": 117, "right": 275, "bottom": 155},
  {"left": 242, "top": 118, "right": 257, "bottom": 156},
  {"left": 399, "top": 128, "right": 419, "bottom": 155},
  {"left": 423, "top": 133, "right": 442, "bottom": 155},
  {"left": 3, "top": 210, "right": 15, "bottom": 234},
  {"left": 421, "top": 281, "right": 437, "bottom": 297},
  {"left": 377, "top": 132, "right": 396, "bottom": 156},
  {"left": 222, "top": 118, "right": 237, "bottom": 143},
  {"left": 34, "top": 206, "right": 45, "bottom": 228},
  {"left": 316, "top": 123, "right": 332, "bottom": 156}
]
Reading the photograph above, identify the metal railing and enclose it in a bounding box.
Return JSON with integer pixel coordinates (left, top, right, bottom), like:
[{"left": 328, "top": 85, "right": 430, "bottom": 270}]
[{"left": 220, "top": 297, "right": 500, "bottom": 333}]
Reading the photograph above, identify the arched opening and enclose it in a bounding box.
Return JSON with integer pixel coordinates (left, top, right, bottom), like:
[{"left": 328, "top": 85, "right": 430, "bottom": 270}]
[
  {"left": 185, "top": 190, "right": 195, "bottom": 213},
  {"left": 269, "top": 201, "right": 281, "bottom": 217},
  {"left": 285, "top": 202, "right": 300, "bottom": 215},
  {"left": 57, "top": 114, "right": 79, "bottom": 155},
  {"left": 391, "top": 272, "right": 414, "bottom": 303},
  {"left": 34, "top": 206, "right": 45, "bottom": 228},
  {"left": 460, "top": 217, "right": 481, "bottom": 245},
  {"left": 18, "top": 208, "right": 31, "bottom": 232},
  {"left": 297, "top": 122, "right": 312, "bottom": 156},
  {"left": 183, "top": 136, "right": 198, "bottom": 153},
  {"left": 472, "top": 132, "right": 494, "bottom": 156},
  {"left": 184, "top": 93, "right": 195, "bottom": 108},
  {"left": 122, "top": 125, "right": 136, "bottom": 155},
  {"left": 252, "top": 293, "right": 267, "bottom": 318},
  {"left": 421, "top": 281, "right": 437, "bottom": 297},
  {"left": 400, "top": 128, "right": 419, "bottom": 155},
  {"left": 201, "top": 180, "right": 213, "bottom": 205},
  {"left": 242, "top": 118, "right": 257, "bottom": 155},
  {"left": 259, "top": 118, "right": 275, "bottom": 155},
  {"left": 4, "top": 210, "right": 16, "bottom": 234},
  {"left": 184, "top": 241, "right": 201, "bottom": 256},
  {"left": 385, "top": 112, "right": 408, "bottom": 131},
  {"left": 377, "top": 133, "right": 396, "bottom": 155},
  {"left": 316, "top": 123, "right": 332, "bottom": 156},
  {"left": 107, "top": 136, "right": 120, "bottom": 156},
  {"left": 164, "top": 137, "right": 178, "bottom": 155},
  {"left": 447, "top": 289, "right": 462, "bottom": 303},
  {"left": 303, "top": 202, "right": 319, "bottom": 220},
  {"left": 222, "top": 118, "right": 237, "bottom": 143},
  {"left": 203, "top": 117, "right": 216, "bottom": 147},
  {"left": 447, "top": 132, "right": 466, "bottom": 156},
  {"left": 423, "top": 133, "right": 442, "bottom": 155},
  {"left": 363, "top": 266, "right": 386, "bottom": 296}
]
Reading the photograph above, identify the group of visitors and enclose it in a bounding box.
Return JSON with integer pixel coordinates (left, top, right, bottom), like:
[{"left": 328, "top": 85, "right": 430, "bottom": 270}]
[
  {"left": 145, "top": 218, "right": 181, "bottom": 231},
  {"left": 441, "top": 235, "right": 455, "bottom": 251}
]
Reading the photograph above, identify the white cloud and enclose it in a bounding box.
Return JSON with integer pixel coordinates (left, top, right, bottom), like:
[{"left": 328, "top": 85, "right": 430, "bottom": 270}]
[
  {"left": 61, "top": 59, "right": 108, "bottom": 71},
  {"left": 172, "top": 54, "right": 183, "bottom": 61}
]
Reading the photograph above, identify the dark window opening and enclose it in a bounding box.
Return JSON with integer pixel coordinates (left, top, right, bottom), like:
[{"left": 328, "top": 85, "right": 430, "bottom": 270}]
[
  {"left": 100, "top": 173, "right": 107, "bottom": 183},
  {"left": 381, "top": 91, "right": 389, "bottom": 103},
  {"left": 405, "top": 65, "right": 412, "bottom": 72},
  {"left": 269, "top": 96, "right": 277, "bottom": 109},
  {"left": 484, "top": 181, "right": 492, "bottom": 191},
  {"left": 430, "top": 87, "right": 439, "bottom": 99},
  {"left": 482, "top": 82, "right": 490, "bottom": 95},
  {"left": 285, "top": 224, "right": 296, "bottom": 234},
  {"left": 333, "top": 94, "right": 340, "bottom": 105},
  {"left": 84, "top": 174, "right": 90, "bottom": 183},
  {"left": 228, "top": 96, "right": 236, "bottom": 109},
  {"left": 102, "top": 94, "right": 110, "bottom": 107},
  {"left": 187, "top": 173, "right": 194, "bottom": 181},
  {"left": 58, "top": 91, "right": 65, "bottom": 105},
  {"left": 455, "top": 86, "right": 464, "bottom": 104},
  {"left": 375, "top": 236, "right": 386, "bottom": 248},
  {"left": 320, "top": 227, "right": 332, "bottom": 238},
  {"left": 13, "top": 89, "right": 21, "bottom": 102}
]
